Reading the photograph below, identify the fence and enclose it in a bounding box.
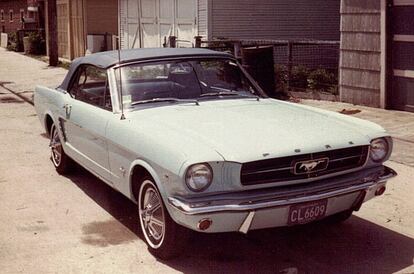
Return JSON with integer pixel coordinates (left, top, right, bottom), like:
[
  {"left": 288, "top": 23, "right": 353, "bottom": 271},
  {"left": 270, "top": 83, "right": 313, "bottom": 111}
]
[
  {"left": 161, "top": 36, "right": 340, "bottom": 98},
  {"left": 197, "top": 38, "right": 340, "bottom": 97}
]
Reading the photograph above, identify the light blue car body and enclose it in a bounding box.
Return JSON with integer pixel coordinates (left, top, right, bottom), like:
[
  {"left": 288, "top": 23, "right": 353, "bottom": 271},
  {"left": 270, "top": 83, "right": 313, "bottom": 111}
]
[{"left": 34, "top": 48, "right": 396, "bottom": 233}]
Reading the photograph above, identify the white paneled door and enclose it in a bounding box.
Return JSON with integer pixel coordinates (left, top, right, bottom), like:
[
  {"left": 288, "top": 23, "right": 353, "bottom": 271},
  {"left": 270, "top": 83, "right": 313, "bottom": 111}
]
[
  {"left": 140, "top": 0, "right": 158, "bottom": 47},
  {"left": 175, "top": 0, "right": 196, "bottom": 47},
  {"left": 159, "top": 0, "right": 175, "bottom": 47},
  {"left": 124, "top": 0, "right": 197, "bottom": 48}
]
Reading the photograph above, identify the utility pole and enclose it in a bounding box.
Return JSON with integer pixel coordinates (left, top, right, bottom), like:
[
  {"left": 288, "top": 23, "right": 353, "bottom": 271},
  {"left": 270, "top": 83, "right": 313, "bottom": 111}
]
[{"left": 47, "top": 0, "right": 58, "bottom": 66}]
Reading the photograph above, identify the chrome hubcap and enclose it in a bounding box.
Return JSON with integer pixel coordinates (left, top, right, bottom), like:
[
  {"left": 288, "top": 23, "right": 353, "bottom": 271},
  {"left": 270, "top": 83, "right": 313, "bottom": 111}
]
[
  {"left": 50, "top": 125, "right": 62, "bottom": 167},
  {"left": 139, "top": 181, "right": 165, "bottom": 248}
]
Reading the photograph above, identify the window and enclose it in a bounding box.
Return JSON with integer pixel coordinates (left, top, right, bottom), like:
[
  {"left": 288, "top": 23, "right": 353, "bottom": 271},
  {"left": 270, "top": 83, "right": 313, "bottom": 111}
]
[
  {"left": 0, "top": 10, "right": 4, "bottom": 22},
  {"left": 69, "top": 66, "right": 112, "bottom": 110},
  {"left": 20, "top": 9, "right": 24, "bottom": 22},
  {"left": 115, "top": 58, "right": 259, "bottom": 109},
  {"left": 9, "top": 10, "right": 13, "bottom": 22}
]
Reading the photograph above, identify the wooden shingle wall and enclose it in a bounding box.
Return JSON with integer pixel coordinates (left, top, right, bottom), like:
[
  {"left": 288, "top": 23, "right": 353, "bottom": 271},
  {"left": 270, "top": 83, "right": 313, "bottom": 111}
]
[
  {"left": 197, "top": 0, "right": 208, "bottom": 39},
  {"left": 340, "top": 0, "right": 382, "bottom": 107}
]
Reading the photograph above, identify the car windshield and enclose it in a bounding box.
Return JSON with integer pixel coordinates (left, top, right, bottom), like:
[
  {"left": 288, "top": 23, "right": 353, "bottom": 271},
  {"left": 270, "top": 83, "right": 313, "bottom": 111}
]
[{"left": 114, "top": 58, "right": 260, "bottom": 109}]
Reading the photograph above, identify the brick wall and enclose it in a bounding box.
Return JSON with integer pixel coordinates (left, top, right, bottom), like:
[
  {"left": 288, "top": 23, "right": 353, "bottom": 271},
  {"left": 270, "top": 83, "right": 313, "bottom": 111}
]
[{"left": 0, "top": 0, "right": 29, "bottom": 33}]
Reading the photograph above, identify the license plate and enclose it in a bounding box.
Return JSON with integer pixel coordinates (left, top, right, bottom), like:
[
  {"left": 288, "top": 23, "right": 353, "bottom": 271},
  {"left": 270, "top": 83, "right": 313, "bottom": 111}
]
[{"left": 288, "top": 199, "right": 328, "bottom": 225}]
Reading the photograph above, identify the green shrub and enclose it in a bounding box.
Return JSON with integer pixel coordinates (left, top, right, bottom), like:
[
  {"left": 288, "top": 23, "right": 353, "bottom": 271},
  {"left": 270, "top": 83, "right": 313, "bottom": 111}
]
[
  {"left": 290, "top": 65, "right": 310, "bottom": 90},
  {"left": 274, "top": 64, "right": 288, "bottom": 92},
  {"left": 308, "top": 69, "right": 337, "bottom": 93},
  {"left": 6, "top": 32, "right": 18, "bottom": 51},
  {"left": 6, "top": 42, "right": 18, "bottom": 51},
  {"left": 27, "top": 31, "right": 46, "bottom": 55}
]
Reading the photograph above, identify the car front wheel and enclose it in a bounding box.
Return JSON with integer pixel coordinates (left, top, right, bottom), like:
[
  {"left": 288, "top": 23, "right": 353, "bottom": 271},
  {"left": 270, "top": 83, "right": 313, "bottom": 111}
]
[{"left": 138, "top": 178, "right": 187, "bottom": 259}]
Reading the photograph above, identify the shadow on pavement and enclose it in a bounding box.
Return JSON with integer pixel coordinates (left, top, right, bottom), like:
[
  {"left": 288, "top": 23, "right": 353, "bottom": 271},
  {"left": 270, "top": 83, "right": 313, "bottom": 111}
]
[
  {"left": 66, "top": 166, "right": 142, "bottom": 240},
  {"left": 0, "top": 95, "right": 24, "bottom": 103},
  {"left": 66, "top": 166, "right": 414, "bottom": 274}
]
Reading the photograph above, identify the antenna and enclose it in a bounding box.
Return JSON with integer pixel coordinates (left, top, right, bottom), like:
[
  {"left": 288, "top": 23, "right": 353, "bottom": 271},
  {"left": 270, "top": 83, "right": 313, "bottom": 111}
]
[
  {"left": 118, "top": 0, "right": 125, "bottom": 120},
  {"left": 117, "top": 46, "right": 125, "bottom": 120}
]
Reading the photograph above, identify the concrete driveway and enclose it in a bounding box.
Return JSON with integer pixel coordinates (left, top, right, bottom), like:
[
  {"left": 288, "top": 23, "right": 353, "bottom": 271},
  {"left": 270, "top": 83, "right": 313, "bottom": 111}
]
[{"left": 0, "top": 87, "right": 413, "bottom": 274}]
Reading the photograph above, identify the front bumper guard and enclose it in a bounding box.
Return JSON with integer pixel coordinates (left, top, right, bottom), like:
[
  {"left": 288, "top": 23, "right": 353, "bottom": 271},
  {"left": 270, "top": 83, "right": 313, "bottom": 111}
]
[{"left": 168, "top": 166, "right": 397, "bottom": 216}]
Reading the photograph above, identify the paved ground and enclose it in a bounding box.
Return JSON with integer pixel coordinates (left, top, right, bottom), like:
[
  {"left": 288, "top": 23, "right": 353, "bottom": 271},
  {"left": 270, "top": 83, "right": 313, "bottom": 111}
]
[
  {"left": 0, "top": 48, "right": 66, "bottom": 103},
  {"left": 0, "top": 48, "right": 413, "bottom": 273}
]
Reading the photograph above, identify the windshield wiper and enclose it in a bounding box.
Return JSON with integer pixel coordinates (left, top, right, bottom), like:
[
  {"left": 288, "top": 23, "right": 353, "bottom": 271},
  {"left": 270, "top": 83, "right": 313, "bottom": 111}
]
[
  {"left": 131, "top": 97, "right": 199, "bottom": 106},
  {"left": 200, "top": 91, "right": 239, "bottom": 97},
  {"left": 200, "top": 88, "right": 260, "bottom": 101}
]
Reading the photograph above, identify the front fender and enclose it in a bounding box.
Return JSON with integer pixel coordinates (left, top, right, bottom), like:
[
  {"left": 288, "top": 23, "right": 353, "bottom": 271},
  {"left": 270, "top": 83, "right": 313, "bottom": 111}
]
[{"left": 128, "top": 159, "right": 167, "bottom": 202}]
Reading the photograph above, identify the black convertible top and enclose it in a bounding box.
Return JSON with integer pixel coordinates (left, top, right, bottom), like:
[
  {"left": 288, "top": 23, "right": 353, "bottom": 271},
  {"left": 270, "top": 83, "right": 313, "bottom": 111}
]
[{"left": 60, "top": 48, "right": 232, "bottom": 91}]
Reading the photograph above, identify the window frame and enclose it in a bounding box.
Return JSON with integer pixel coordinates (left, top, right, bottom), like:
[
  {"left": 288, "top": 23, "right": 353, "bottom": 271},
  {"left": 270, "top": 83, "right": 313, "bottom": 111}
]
[
  {"left": 1, "top": 10, "right": 4, "bottom": 22},
  {"left": 20, "top": 9, "right": 25, "bottom": 22},
  {"left": 68, "top": 65, "right": 113, "bottom": 111},
  {"left": 9, "top": 10, "right": 13, "bottom": 22}
]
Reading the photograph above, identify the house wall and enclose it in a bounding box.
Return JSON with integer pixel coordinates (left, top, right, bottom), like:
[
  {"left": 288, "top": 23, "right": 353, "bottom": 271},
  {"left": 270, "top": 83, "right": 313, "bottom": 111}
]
[
  {"left": 56, "top": 0, "right": 70, "bottom": 59},
  {"left": 197, "top": 0, "right": 208, "bottom": 39},
  {"left": 118, "top": 0, "right": 128, "bottom": 49},
  {"left": 339, "top": 0, "right": 382, "bottom": 107},
  {"left": 70, "top": 0, "right": 85, "bottom": 59},
  {"left": 120, "top": 0, "right": 340, "bottom": 48},
  {"left": 0, "top": 0, "right": 28, "bottom": 33},
  {"left": 45, "top": 0, "right": 118, "bottom": 60},
  {"left": 85, "top": 0, "right": 117, "bottom": 35},
  {"left": 209, "top": 0, "right": 340, "bottom": 41}
]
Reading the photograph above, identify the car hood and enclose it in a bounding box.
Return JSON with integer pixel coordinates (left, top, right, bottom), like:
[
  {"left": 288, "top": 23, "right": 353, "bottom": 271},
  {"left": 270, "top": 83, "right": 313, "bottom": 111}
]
[{"left": 127, "top": 98, "right": 386, "bottom": 163}]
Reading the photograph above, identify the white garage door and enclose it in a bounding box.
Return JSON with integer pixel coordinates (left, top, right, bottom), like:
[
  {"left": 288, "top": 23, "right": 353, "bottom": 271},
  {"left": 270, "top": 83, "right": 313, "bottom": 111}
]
[{"left": 122, "top": 0, "right": 197, "bottom": 48}]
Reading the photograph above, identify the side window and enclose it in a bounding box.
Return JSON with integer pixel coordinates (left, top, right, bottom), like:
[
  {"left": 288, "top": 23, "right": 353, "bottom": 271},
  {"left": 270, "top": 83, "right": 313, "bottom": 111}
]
[{"left": 69, "top": 66, "right": 112, "bottom": 110}]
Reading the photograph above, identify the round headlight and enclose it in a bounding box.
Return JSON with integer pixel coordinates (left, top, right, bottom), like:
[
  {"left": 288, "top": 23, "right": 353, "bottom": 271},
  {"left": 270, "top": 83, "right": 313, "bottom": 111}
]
[
  {"left": 370, "top": 138, "right": 389, "bottom": 162},
  {"left": 185, "top": 163, "right": 213, "bottom": 192}
]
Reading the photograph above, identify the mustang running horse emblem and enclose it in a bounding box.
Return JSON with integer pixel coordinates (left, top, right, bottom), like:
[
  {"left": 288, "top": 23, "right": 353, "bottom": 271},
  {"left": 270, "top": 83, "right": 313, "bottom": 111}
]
[{"left": 295, "top": 158, "right": 329, "bottom": 174}]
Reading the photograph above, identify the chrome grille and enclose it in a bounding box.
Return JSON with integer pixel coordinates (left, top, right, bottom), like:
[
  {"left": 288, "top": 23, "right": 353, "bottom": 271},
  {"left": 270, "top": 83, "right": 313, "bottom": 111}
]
[{"left": 240, "top": 146, "right": 369, "bottom": 186}]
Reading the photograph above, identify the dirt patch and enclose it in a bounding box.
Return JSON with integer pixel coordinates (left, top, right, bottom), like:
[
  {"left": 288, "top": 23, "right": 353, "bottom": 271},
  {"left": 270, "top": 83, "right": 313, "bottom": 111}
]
[
  {"left": 339, "top": 109, "right": 362, "bottom": 115},
  {"left": 81, "top": 219, "right": 137, "bottom": 247}
]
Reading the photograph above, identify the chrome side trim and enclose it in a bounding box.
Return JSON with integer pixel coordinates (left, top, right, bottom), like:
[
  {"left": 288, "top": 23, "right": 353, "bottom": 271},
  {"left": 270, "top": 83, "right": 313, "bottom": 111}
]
[
  {"left": 239, "top": 211, "right": 255, "bottom": 234},
  {"left": 168, "top": 166, "right": 397, "bottom": 215}
]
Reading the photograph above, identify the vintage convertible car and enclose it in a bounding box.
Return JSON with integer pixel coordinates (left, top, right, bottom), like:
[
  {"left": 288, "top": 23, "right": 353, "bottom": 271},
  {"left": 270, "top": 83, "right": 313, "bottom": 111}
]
[{"left": 34, "top": 48, "right": 397, "bottom": 259}]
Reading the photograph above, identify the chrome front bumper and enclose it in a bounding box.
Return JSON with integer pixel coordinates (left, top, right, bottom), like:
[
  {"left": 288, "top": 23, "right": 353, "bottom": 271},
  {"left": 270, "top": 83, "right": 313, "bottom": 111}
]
[{"left": 167, "top": 166, "right": 397, "bottom": 233}]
